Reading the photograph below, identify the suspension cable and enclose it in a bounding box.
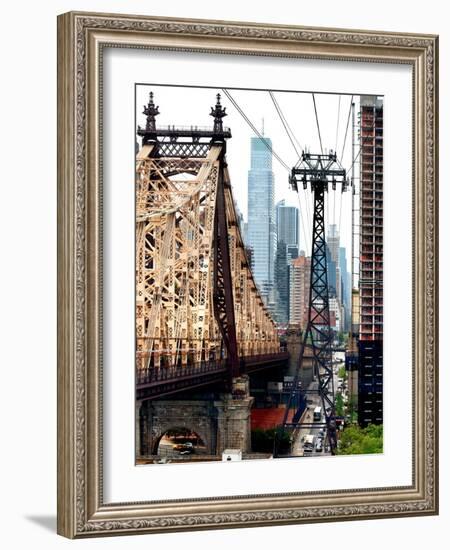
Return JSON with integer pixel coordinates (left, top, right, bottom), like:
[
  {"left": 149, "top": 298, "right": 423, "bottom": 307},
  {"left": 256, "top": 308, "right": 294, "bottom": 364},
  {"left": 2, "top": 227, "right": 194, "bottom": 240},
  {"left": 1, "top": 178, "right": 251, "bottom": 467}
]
[
  {"left": 303, "top": 186, "right": 312, "bottom": 244},
  {"left": 296, "top": 191, "right": 311, "bottom": 255},
  {"left": 222, "top": 89, "right": 291, "bottom": 172},
  {"left": 312, "top": 93, "right": 324, "bottom": 155},
  {"left": 337, "top": 188, "right": 344, "bottom": 243},
  {"left": 334, "top": 95, "right": 354, "bottom": 242},
  {"left": 268, "top": 91, "right": 312, "bottom": 247},
  {"left": 340, "top": 95, "right": 354, "bottom": 164},
  {"left": 269, "top": 91, "right": 302, "bottom": 159},
  {"left": 333, "top": 188, "right": 336, "bottom": 227},
  {"left": 344, "top": 120, "right": 377, "bottom": 176},
  {"left": 224, "top": 88, "right": 313, "bottom": 273},
  {"left": 326, "top": 187, "right": 330, "bottom": 235},
  {"left": 334, "top": 95, "right": 341, "bottom": 153}
]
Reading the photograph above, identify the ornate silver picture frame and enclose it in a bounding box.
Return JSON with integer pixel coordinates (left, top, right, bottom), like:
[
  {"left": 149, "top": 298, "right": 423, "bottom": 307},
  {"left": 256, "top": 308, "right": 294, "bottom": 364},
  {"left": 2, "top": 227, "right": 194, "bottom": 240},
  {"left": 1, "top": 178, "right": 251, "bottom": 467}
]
[{"left": 57, "top": 11, "right": 438, "bottom": 538}]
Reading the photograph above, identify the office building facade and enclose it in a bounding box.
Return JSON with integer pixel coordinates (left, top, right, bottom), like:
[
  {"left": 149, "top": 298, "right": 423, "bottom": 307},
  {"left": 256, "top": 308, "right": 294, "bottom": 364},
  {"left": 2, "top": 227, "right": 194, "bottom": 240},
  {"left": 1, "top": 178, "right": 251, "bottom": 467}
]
[
  {"left": 274, "top": 201, "right": 299, "bottom": 324},
  {"left": 276, "top": 200, "right": 299, "bottom": 248},
  {"left": 247, "top": 137, "right": 277, "bottom": 303}
]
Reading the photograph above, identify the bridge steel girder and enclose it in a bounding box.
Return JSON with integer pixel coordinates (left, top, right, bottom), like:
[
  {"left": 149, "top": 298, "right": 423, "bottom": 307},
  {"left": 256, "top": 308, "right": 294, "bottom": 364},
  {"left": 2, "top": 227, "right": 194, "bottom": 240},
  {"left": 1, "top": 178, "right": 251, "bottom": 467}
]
[
  {"left": 213, "top": 154, "right": 239, "bottom": 379},
  {"left": 135, "top": 138, "right": 279, "bottom": 387},
  {"left": 136, "top": 146, "right": 222, "bottom": 373}
]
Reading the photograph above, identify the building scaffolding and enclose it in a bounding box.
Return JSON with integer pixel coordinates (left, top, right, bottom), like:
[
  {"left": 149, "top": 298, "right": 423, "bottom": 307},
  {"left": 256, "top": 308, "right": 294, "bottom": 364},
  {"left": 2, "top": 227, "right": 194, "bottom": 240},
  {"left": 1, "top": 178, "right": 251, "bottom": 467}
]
[{"left": 357, "top": 95, "right": 384, "bottom": 426}]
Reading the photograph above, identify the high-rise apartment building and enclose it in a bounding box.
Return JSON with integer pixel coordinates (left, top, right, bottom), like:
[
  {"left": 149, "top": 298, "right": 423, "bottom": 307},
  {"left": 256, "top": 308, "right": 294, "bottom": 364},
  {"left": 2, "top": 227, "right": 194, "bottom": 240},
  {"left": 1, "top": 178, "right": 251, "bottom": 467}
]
[
  {"left": 289, "top": 253, "right": 311, "bottom": 328},
  {"left": 274, "top": 201, "right": 299, "bottom": 324},
  {"left": 329, "top": 297, "right": 341, "bottom": 332},
  {"left": 274, "top": 244, "right": 289, "bottom": 324},
  {"left": 358, "top": 95, "right": 384, "bottom": 427},
  {"left": 247, "top": 137, "right": 276, "bottom": 303}
]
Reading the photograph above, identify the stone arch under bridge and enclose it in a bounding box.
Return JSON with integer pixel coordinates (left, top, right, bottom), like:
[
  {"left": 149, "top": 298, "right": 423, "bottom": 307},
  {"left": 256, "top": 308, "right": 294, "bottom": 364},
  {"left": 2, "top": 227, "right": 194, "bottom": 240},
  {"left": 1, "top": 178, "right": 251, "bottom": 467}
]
[
  {"left": 138, "top": 400, "right": 218, "bottom": 457},
  {"left": 137, "top": 391, "right": 254, "bottom": 459},
  {"left": 154, "top": 428, "right": 208, "bottom": 458}
]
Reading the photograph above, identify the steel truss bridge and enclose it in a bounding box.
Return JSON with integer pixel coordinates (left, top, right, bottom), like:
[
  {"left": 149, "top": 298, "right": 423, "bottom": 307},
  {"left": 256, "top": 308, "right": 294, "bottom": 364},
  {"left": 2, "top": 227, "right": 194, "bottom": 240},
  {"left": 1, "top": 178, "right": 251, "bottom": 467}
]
[{"left": 135, "top": 92, "right": 287, "bottom": 400}]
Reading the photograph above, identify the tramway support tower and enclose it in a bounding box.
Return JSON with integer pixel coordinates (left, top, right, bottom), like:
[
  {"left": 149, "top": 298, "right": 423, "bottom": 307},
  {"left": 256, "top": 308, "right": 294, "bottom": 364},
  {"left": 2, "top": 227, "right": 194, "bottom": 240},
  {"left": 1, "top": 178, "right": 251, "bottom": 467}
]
[
  {"left": 285, "top": 152, "right": 348, "bottom": 454},
  {"left": 136, "top": 92, "right": 279, "bottom": 393}
]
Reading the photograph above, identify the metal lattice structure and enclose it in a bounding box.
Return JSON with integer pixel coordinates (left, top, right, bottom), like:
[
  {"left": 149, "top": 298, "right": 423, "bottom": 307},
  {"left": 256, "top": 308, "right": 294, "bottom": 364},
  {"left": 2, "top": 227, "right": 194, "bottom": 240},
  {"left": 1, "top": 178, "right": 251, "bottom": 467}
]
[
  {"left": 135, "top": 93, "right": 279, "bottom": 386},
  {"left": 281, "top": 152, "right": 348, "bottom": 454}
]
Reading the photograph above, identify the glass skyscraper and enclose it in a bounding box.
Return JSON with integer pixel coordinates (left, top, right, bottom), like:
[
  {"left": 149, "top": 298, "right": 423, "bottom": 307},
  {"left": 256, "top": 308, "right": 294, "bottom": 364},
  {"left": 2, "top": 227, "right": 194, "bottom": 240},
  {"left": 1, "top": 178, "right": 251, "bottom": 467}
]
[
  {"left": 276, "top": 200, "right": 299, "bottom": 248},
  {"left": 327, "top": 224, "right": 342, "bottom": 308},
  {"left": 247, "top": 137, "right": 276, "bottom": 303}
]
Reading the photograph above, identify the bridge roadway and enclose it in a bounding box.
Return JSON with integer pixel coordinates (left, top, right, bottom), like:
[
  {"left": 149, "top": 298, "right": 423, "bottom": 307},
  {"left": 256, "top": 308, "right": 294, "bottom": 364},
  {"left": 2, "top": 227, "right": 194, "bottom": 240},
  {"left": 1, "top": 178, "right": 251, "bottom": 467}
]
[{"left": 136, "top": 351, "right": 289, "bottom": 400}]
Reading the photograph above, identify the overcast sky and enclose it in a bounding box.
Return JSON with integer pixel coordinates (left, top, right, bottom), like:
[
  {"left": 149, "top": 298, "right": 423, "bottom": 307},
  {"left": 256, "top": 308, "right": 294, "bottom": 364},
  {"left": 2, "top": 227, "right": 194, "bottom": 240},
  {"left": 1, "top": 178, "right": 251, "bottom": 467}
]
[{"left": 136, "top": 84, "right": 371, "bottom": 268}]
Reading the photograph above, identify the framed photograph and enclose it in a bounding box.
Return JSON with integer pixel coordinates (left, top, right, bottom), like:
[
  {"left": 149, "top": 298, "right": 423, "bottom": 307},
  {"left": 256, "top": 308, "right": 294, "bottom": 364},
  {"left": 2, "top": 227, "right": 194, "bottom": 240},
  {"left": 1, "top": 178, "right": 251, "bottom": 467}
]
[{"left": 57, "top": 11, "right": 438, "bottom": 538}]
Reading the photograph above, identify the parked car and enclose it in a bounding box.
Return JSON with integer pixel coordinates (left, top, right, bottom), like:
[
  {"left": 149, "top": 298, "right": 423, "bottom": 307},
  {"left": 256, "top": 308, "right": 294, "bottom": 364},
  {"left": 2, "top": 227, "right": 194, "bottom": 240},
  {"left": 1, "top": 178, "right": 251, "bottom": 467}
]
[
  {"left": 303, "top": 434, "right": 315, "bottom": 453},
  {"left": 179, "top": 448, "right": 194, "bottom": 455},
  {"left": 173, "top": 442, "right": 194, "bottom": 453}
]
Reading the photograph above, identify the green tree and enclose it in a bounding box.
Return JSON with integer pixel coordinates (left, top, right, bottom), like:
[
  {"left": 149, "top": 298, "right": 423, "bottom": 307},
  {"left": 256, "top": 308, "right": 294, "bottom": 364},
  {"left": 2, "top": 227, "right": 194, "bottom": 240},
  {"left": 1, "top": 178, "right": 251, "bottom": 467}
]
[
  {"left": 251, "top": 428, "right": 291, "bottom": 454},
  {"left": 336, "top": 424, "right": 383, "bottom": 455},
  {"left": 338, "top": 366, "right": 347, "bottom": 380},
  {"left": 347, "top": 395, "right": 358, "bottom": 423},
  {"left": 337, "top": 332, "right": 349, "bottom": 346},
  {"left": 335, "top": 393, "right": 344, "bottom": 416}
]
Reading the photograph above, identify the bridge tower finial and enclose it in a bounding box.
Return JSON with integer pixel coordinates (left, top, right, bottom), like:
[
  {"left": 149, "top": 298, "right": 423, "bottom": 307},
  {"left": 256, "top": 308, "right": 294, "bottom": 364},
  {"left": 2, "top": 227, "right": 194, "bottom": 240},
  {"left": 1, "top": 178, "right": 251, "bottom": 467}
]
[
  {"left": 210, "top": 93, "right": 227, "bottom": 142},
  {"left": 143, "top": 91, "right": 160, "bottom": 141}
]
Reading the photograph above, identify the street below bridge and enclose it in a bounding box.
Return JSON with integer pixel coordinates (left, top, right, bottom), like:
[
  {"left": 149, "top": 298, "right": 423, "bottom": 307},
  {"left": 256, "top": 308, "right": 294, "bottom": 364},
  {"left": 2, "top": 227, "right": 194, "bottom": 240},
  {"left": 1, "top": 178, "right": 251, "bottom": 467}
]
[{"left": 290, "top": 351, "right": 342, "bottom": 457}]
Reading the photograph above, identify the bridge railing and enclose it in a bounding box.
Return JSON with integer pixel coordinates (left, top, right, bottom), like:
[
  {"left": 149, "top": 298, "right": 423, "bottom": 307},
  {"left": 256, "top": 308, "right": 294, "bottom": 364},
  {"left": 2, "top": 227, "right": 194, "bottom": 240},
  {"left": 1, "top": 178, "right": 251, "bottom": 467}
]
[
  {"left": 136, "top": 351, "right": 289, "bottom": 387},
  {"left": 242, "top": 352, "right": 289, "bottom": 365},
  {"left": 136, "top": 359, "right": 228, "bottom": 386}
]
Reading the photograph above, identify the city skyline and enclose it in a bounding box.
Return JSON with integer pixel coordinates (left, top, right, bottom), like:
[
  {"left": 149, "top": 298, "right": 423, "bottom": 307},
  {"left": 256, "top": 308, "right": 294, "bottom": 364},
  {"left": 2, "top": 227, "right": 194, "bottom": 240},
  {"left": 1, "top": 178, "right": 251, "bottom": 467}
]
[
  {"left": 134, "top": 85, "right": 384, "bottom": 465},
  {"left": 135, "top": 86, "right": 354, "bottom": 340},
  {"left": 135, "top": 84, "right": 357, "bottom": 257},
  {"left": 242, "top": 136, "right": 352, "bottom": 330}
]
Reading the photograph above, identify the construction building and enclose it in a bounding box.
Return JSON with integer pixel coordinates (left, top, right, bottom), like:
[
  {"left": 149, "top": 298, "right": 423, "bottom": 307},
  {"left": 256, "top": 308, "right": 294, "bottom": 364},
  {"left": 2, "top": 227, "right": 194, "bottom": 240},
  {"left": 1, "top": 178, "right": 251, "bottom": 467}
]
[
  {"left": 346, "top": 289, "right": 360, "bottom": 407},
  {"left": 357, "top": 95, "right": 384, "bottom": 427}
]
